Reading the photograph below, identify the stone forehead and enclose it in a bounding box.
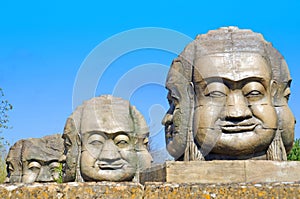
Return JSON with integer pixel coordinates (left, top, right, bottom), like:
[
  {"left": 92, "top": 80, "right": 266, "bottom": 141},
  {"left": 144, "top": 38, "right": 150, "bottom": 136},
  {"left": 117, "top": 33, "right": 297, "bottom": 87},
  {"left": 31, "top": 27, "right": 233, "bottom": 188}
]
[
  {"left": 6, "top": 140, "right": 23, "bottom": 162},
  {"left": 22, "top": 134, "right": 64, "bottom": 162},
  {"left": 79, "top": 95, "right": 148, "bottom": 135},
  {"left": 174, "top": 27, "right": 290, "bottom": 84},
  {"left": 193, "top": 52, "right": 272, "bottom": 82},
  {"left": 193, "top": 27, "right": 267, "bottom": 56},
  {"left": 80, "top": 95, "right": 133, "bottom": 134}
]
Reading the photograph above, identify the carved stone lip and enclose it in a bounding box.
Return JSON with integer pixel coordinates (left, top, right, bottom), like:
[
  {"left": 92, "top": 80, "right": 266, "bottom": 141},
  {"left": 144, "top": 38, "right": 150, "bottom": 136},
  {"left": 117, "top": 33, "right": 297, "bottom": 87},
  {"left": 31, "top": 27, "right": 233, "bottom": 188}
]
[
  {"left": 221, "top": 123, "right": 258, "bottom": 133},
  {"left": 98, "top": 163, "right": 124, "bottom": 170}
]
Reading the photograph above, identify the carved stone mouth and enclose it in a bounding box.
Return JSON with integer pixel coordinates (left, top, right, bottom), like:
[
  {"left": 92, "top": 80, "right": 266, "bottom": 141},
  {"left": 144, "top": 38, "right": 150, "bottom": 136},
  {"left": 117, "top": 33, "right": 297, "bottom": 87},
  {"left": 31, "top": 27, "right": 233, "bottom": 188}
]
[
  {"left": 98, "top": 164, "right": 124, "bottom": 170},
  {"left": 221, "top": 124, "right": 257, "bottom": 133}
]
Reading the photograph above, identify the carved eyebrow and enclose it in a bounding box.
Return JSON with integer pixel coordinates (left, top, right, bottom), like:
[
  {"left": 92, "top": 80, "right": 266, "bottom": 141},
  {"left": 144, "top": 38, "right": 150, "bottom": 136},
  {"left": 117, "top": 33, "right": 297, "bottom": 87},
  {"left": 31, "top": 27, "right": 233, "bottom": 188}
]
[
  {"left": 202, "top": 77, "right": 267, "bottom": 90},
  {"left": 87, "top": 131, "right": 133, "bottom": 139},
  {"left": 27, "top": 159, "right": 60, "bottom": 166},
  {"left": 27, "top": 159, "right": 44, "bottom": 164},
  {"left": 286, "top": 80, "right": 292, "bottom": 88},
  {"left": 49, "top": 162, "right": 61, "bottom": 168}
]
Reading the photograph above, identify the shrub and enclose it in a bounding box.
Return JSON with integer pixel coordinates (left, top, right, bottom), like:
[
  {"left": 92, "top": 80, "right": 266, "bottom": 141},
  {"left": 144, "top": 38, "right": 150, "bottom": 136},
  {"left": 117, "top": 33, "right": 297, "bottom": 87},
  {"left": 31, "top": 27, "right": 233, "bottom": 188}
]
[{"left": 287, "top": 139, "right": 300, "bottom": 161}]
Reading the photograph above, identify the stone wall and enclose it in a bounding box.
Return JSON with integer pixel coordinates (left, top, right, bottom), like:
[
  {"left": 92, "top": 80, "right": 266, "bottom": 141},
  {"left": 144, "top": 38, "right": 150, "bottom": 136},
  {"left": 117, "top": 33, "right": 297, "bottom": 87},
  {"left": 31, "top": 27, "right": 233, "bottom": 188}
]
[{"left": 1, "top": 182, "right": 300, "bottom": 199}]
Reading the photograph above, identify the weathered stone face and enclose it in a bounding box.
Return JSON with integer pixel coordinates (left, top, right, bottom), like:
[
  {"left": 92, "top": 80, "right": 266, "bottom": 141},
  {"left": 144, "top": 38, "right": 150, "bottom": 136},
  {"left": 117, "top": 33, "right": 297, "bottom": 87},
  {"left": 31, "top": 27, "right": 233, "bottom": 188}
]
[
  {"left": 163, "top": 27, "right": 295, "bottom": 161},
  {"left": 5, "top": 134, "right": 64, "bottom": 183},
  {"left": 62, "top": 95, "right": 152, "bottom": 182},
  {"left": 193, "top": 53, "right": 277, "bottom": 158},
  {"left": 80, "top": 131, "right": 138, "bottom": 181}
]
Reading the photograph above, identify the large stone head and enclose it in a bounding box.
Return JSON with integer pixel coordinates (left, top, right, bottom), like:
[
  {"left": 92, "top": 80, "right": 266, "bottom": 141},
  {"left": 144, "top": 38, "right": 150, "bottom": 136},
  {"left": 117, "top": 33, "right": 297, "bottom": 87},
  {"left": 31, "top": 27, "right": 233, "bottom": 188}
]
[
  {"left": 62, "top": 95, "right": 152, "bottom": 182},
  {"left": 5, "top": 134, "right": 64, "bottom": 183},
  {"left": 163, "top": 27, "right": 294, "bottom": 160}
]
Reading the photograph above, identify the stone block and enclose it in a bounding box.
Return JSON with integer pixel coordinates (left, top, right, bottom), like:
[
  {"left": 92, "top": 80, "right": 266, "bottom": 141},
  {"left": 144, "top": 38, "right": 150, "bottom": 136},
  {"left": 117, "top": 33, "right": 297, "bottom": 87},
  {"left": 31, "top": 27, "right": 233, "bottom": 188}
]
[{"left": 140, "top": 161, "right": 300, "bottom": 184}]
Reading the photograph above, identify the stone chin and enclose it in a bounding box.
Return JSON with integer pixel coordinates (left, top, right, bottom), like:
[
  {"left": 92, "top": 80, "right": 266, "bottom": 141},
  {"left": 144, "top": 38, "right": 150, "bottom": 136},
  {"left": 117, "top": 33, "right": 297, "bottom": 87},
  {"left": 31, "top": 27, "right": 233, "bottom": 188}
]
[
  {"left": 195, "top": 126, "right": 276, "bottom": 157},
  {"left": 80, "top": 165, "right": 136, "bottom": 182}
]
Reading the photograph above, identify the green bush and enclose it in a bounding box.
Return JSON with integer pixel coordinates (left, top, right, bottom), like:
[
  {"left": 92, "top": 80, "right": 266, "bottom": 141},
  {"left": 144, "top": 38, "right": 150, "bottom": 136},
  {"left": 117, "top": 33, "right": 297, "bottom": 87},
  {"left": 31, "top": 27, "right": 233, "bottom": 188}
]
[
  {"left": 55, "top": 163, "right": 63, "bottom": 183},
  {"left": 287, "top": 139, "right": 300, "bottom": 161}
]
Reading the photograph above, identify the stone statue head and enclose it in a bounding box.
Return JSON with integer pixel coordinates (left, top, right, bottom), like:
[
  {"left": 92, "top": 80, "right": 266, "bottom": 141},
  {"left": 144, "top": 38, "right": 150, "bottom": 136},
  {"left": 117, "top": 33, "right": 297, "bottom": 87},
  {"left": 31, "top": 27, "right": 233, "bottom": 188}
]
[
  {"left": 62, "top": 95, "right": 152, "bottom": 182},
  {"left": 5, "top": 134, "right": 64, "bottom": 183},
  {"left": 162, "top": 27, "right": 294, "bottom": 160}
]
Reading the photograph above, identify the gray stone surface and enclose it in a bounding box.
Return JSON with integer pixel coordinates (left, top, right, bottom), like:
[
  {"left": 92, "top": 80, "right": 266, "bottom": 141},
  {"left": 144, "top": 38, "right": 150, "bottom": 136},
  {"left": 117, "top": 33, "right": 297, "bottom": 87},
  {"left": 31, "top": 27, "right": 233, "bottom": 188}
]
[
  {"left": 162, "top": 26, "right": 295, "bottom": 161},
  {"left": 140, "top": 160, "right": 300, "bottom": 184},
  {"left": 62, "top": 95, "right": 152, "bottom": 182},
  {"left": 6, "top": 134, "right": 64, "bottom": 183}
]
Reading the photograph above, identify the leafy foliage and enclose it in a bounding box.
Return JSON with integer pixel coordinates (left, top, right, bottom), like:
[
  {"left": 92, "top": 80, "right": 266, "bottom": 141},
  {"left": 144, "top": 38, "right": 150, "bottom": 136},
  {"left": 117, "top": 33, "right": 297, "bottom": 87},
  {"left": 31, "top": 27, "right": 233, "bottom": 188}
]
[
  {"left": 0, "top": 88, "right": 12, "bottom": 183},
  {"left": 55, "top": 163, "right": 63, "bottom": 183},
  {"left": 0, "top": 88, "right": 13, "bottom": 130},
  {"left": 287, "top": 139, "right": 300, "bottom": 161}
]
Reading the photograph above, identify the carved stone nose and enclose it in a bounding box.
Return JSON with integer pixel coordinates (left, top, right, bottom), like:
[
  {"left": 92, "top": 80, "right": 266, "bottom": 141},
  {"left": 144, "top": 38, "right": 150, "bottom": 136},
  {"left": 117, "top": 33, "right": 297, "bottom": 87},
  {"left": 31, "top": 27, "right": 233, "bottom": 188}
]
[
  {"left": 36, "top": 167, "right": 52, "bottom": 182},
  {"left": 162, "top": 113, "right": 173, "bottom": 125},
  {"left": 225, "top": 91, "right": 252, "bottom": 120},
  {"left": 98, "top": 140, "right": 121, "bottom": 162}
]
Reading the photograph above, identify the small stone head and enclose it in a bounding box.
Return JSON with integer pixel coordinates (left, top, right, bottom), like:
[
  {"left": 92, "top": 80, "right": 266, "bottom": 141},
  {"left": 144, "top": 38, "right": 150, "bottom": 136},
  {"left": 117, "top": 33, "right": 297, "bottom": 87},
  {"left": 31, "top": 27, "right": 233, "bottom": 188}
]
[
  {"left": 62, "top": 95, "right": 152, "bottom": 182},
  {"left": 6, "top": 134, "right": 64, "bottom": 183}
]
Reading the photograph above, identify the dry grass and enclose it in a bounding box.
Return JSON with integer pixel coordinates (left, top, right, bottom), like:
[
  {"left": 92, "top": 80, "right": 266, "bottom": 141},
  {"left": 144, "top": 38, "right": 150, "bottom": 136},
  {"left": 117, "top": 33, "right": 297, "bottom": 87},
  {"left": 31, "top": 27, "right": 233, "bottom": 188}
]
[{"left": 0, "top": 156, "right": 7, "bottom": 183}]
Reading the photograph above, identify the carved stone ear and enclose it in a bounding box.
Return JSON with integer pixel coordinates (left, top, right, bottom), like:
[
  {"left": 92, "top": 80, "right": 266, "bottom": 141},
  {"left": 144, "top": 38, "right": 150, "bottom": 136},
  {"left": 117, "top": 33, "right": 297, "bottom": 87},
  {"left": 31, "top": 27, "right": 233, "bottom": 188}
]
[
  {"left": 5, "top": 140, "right": 23, "bottom": 183},
  {"left": 62, "top": 105, "right": 83, "bottom": 182},
  {"left": 129, "top": 105, "right": 152, "bottom": 173},
  {"left": 271, "top": 80, "right": 278, "bottom": 97},
  {"left": 130, "top": 105, "right": 149, "bottom": 138}
]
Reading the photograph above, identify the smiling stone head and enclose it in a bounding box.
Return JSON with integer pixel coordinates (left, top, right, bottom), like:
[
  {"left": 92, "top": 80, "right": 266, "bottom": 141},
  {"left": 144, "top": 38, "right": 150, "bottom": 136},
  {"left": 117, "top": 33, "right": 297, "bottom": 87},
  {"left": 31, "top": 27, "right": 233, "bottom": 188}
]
[
  {"left": 162, "top": 27, "right": 295, "bottom": 161},
  {"left": 62, "top": 95, "right": 152, "bottom": 182}
]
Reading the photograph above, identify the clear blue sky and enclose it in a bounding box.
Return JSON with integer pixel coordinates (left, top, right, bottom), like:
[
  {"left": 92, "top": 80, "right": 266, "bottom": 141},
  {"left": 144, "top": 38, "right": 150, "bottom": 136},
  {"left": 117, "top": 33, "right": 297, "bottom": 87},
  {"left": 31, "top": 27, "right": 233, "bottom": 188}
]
[{"left": 0, "top": 1, "right": 299, "bottom": 154}]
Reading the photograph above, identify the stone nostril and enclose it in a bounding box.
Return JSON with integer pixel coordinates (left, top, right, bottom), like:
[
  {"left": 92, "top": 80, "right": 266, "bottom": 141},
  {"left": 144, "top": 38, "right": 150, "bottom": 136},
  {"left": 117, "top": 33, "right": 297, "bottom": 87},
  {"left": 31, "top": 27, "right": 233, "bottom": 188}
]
[{"left": 225, "top": 105, "right": 252, "bottom": 121}]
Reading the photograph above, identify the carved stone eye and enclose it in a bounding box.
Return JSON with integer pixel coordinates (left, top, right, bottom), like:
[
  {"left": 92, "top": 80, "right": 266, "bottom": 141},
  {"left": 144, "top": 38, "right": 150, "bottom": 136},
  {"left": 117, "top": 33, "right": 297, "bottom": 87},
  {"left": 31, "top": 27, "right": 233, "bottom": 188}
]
[
  {"left": 87, "top": 133, "right": 106, "bottom": 146},
  {"left": 245, "top": 90, "right": 262, "bottom": 98},
  {"left": 283, "top": 87, "right": 291, "bottom": 102},
  {"left": 49, "top": 162, "right": 61, "bottom": 174},
  {"left": 8, "top": 163, "right": 14, "bottom": 172},
  {"left": 243, "top": 82, "right": 265, "bottom": 100},
  {"left": 49, "top": 162, "right": 60, "bottom": 170},
  {"left": 28, "top": 161, "right": 41, "bottom": 170},
  {"left": 114, "top": 134, "right": 130, "bottom": 148},
  {"left": 89, "top": 140, "right": 104, "bottom": 146},
  {"left": 206, "top": 91, "right": 226, "bottom": 98},
  {"left": 204, "top": 82, "right": 228, "bottom": 98},
  {"left": 64, "top": 137, "right": 72, "bottom": 147}
]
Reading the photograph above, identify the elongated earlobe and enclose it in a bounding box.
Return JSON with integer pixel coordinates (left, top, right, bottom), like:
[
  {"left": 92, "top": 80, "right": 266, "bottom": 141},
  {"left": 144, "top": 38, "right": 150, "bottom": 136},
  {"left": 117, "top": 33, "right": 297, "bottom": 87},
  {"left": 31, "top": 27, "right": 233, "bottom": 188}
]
[{"left": 271, "top": 80, "right": 278, "bottom": 97}]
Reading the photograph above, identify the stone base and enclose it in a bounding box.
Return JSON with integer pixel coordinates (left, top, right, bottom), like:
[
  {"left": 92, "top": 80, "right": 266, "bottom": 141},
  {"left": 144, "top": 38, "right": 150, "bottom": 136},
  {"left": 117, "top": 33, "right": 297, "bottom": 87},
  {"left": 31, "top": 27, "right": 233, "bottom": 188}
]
[
  {"left": 1, "top": 182, "right": 300, "bottom": 198},
  {"left": 0, "top": 182, "right": 143, "bottom": 199},
  {"left": 140, "top": 160, "right": 300, "bottom": 184}
]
